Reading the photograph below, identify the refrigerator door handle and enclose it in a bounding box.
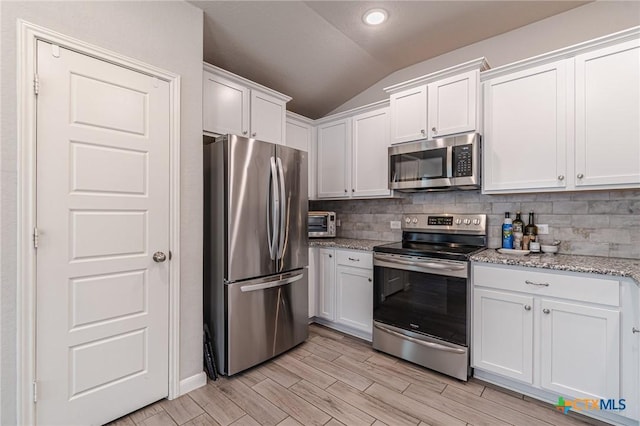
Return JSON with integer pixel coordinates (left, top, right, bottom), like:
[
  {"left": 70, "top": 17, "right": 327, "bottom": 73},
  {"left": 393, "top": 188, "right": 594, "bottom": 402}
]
[
  {"left": 276, "top": 157, "right": 286, "bottom": 260},
  {"left": 267, "top": 156, "right": 279, "bottom": 260},
  {"left": 239, "top": 271, "right": 304, "bottom": 292}
]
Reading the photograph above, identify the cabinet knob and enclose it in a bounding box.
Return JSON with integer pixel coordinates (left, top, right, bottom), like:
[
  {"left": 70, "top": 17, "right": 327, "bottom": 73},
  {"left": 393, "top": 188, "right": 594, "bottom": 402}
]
[
  {"left": 368, "top": 278, "right": 372, "bottom": 282},
  {"left": 543, "top": 308, "right": 550, "bottom": 314},
  {"left": 242, "top": 130, "right": 248, "bottom": 135},
  {"left": 524, "top": 305, "right": 531, "bottom": 311},
  {"left": 420, "top": 129, "right": 426, "bottom": 136},
  {"left": 558, "top": 175, "right": 565, "bottom": 181},
  {"left": 432, "top": 127, "right": 437, "bottom": 134},
  {"left": 577, "top": 173, "right": 584, "bottom": 179},
  {"left": 352, "top": 189, "right": 355, "bottom": 192},
  {"left": 251, "top": 132, "right": 257, "bottom": 137},
  {"left": 633, "top": 327, "right": 639, "bottom": 334},
  {"left": 329, "top": 254, "right": 332, "bottom": 258}
]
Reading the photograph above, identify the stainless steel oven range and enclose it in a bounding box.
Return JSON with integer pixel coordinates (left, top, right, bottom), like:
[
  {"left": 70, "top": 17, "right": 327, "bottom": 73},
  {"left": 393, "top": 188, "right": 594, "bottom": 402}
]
[{"left": 372, "top": 214, "right": 487, "bottom": 381}]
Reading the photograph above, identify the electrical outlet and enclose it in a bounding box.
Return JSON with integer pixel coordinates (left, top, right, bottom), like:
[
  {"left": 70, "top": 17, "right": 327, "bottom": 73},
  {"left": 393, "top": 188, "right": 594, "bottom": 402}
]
[
  {"left": 537, "top": 224, "right": 549, "bottom": 235},
  {"left": 336, "top": 219, "right": 341, "bottom": 227},
  {"left": 390, "top": 220, "right": 401, "bottom": 229}
]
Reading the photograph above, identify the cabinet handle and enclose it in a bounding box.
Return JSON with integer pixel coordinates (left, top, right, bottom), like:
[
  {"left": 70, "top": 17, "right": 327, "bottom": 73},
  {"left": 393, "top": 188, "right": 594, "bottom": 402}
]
[
  {"left": 368, "top": 278, "right": 372, "bottom": 282},
  {"left": 633, "top": 327, "right": 640, "bottom": 334},
  {"left": 348, "top": 257, "right": 360, "bottom": 262},
  {"left": 420, "top": 129, "right": 426, "bottom": 136},
  {"left": 344, "top": 189, "right": 347, "bottom": 193},
  {"left": 352, "top": 189, "right": 355, "bottom": 192},
  {"left": 525, "top": 280, "right": 550, "bottom": 287},
  {"left": 251, "top": 132, "right": 257, "bottom": 137},
  {"left": 242, "top": 130, "right": 248, "bottom": 135},
  {"left": 543, "top": 308, "right": 550, "bottom": 314},
  {"left": 558, "top": 175, "right": 565, "bottom": 181},
  {"left": 328, "top": 254, "right": 332, "bottom": 258},
  {"left": 524, "top": 305, "right": 531, "bottom": 311},
  {"left": 577, "top": 173, "right": 584, "bottom": 179},
  {"left": 432, "top": 127, "right": 437, "bottom": 134}
]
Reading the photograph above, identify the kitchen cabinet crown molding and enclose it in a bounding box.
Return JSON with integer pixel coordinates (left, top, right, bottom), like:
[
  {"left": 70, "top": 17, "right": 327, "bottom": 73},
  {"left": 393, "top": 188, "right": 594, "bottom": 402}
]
[
  {"left": 314, "top": 99, "right": 389, "bottom": 125},
  {"left": 383, "top": 57, "right": 490, "bottom": 94},
  {"left": 203, "top": 61, "right": 291, "bottom": 102},
  {"left": 481, "top": 25, "right": 640, "bottom": 81},
  {"left": 286, "top": 110, "right": 314, "bottom": 125}
]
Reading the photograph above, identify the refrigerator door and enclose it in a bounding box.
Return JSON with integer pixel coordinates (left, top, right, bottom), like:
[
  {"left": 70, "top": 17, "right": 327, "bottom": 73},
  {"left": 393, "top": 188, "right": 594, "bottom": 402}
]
[
  {"left": 275, "top": 145, "right": 309, "bottom": 273},
  {"left": 226, "top": 135, "right": 277, "bottom": 281},
  {"left": 226, "top": 269, "right": 309, "bottom": 375}
]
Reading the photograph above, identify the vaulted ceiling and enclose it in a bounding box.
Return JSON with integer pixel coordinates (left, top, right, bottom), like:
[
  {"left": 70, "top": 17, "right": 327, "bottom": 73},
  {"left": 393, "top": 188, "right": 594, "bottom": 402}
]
[{"left": 189, "top": 1, "right": 589, "bottom": 119}]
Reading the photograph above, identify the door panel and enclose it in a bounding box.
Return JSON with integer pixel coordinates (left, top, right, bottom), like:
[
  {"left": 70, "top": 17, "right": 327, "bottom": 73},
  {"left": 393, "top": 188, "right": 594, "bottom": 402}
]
[
  {"left": 226, "top": 135, "right": 276, "bottom": 281},
  {"left": 36, "top": 40, "right": 170, "bottom": 425},
  {"left": 226, "top": 270, "right": 308, "bottom": 375},
  {"left": 275, "top": 144, "right": 308, "bottom": 273}
]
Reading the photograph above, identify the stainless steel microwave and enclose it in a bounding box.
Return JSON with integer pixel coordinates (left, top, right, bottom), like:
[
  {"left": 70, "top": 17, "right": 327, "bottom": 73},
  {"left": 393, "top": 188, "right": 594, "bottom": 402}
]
[
  {"left": 308, "top": 211, "right": 336, "bottom": 238},
  {"left": 389, "top": 133, "right": 480, "bottom": 192}
]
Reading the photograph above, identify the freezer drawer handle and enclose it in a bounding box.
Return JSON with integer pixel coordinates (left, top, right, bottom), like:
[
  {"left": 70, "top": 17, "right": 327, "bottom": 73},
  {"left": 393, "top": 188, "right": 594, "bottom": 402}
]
[
  {"left": 374, "top": 323, "right": 465, "bottom": 354},
  {"left": 240, "top": 272, "right": 304, "bottom": 292}
]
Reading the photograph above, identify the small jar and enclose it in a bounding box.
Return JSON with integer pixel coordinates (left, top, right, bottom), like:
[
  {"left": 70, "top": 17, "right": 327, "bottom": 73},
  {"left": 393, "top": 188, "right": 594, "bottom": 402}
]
[{"left": 529, "top": 241, "right": 540, "bottom": 253}]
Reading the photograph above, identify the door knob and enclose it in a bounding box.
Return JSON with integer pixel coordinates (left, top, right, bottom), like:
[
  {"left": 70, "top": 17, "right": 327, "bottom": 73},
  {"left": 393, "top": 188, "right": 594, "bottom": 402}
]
[
  {"left": 420, "top": 129, "right": 426, "bottom": 136},
  {"left": 242, "top": 131, "right": 248, "bottom": 135},
  {"left": 543, "top": 308, "right": 550, "bottom": 314},
  {"left": 558, "top": 175, "right": 565, "bottom": 181},
  {"left": 251, "top": 132, "right": 257, "bottom": 137},
  {"left": 577, "top": 173, "right": 584, "bottom": 179},
  {"left": 524, "top": 305, "right": 531, "bottom": 311},
  {"left": 153, "top": 251, "right": 167, "bottom": 263},
  {"left": 432, "top": 127, "right": 437, "bottom": 134}
]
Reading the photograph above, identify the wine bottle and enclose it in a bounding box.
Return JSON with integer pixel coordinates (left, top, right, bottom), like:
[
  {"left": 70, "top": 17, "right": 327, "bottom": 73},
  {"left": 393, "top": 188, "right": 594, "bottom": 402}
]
[
  {"left": 513, "top": 211, "right": 524, "bottom": 250},
  {"left": 524, "top": 212, "right": 538, "bottom": 249}
]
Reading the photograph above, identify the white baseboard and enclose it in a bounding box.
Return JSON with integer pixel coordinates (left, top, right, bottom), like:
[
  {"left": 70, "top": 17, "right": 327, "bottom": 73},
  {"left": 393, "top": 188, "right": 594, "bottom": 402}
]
[{"left": 179, "top": 371, "right": 207, "bottom": 396}]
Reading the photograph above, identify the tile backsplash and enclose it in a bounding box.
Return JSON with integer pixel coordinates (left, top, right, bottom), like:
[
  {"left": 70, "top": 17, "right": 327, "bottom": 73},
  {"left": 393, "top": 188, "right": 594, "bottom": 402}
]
[{"left": 310, "top": 189, "right": 640, "bottom": 259}]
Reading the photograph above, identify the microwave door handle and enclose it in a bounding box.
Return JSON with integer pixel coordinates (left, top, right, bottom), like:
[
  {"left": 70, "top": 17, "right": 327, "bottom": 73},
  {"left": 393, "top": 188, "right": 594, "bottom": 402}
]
[{"left": 446, "top": 146, "right": 453, "bottom": 178}]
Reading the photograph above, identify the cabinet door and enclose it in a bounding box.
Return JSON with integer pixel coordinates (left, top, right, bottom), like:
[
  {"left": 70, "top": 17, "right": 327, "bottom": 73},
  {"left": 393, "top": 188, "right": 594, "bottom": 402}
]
[
  {"left": 316, "top": 248, "right": 336, "bottom": 321},
  {"left": 389, "top": 85, "right": 427, "bottom": 144},
  {"left": 308, "top": 247, "right": 317, "bottom": 318},
  {"left": 351, "top": 107, "right": 391, "bottom": 197},
  {"left": 250, "top": 89, "right": 286, "bottom": 145},
  {"left": 472, "top": 289, "right": 534, "bottom": 383},
  {"left": 428, "top": 70, "right": 478, "bottom": 138},
  {"left": 317, "top": 119, "right": 350, "bottom": 198},
  {"left": 575, "top": 39, "right": 640, "bottom": 188},
  {"left": 540, "top": 299, "right": 620, "bottom": 400},
  {"left": 286, "top": 117, "right": 316, "bottom": 200},
  {"left": 483, "top": 61, "right": 568, "bottom": 193},
  {"left": 203, "top": 71, "right": 249, "bottom": 136},
  {"left": 335, "top": 265, "right": 373, "bottom": 337}
]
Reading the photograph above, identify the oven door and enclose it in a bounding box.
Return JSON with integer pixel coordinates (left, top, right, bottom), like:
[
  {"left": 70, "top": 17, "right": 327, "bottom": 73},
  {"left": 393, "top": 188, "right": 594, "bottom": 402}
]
[{"left": 373, "top": 253, "right": 468, "bottom": 346}]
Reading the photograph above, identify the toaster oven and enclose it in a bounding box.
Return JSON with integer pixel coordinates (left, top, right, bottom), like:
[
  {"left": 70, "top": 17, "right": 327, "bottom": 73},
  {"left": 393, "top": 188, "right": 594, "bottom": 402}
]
[{"left": 308, "top": 211, "right": 336, "bottom": 238}]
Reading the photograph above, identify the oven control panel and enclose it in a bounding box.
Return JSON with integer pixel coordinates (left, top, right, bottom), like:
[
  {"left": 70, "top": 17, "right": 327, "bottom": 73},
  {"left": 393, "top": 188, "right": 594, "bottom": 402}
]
[{"left": 402, "top": 214, "right": 486, "bottom": 234}]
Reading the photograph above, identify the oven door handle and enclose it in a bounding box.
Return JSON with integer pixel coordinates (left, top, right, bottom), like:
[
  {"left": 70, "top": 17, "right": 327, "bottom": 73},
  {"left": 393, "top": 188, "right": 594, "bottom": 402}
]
[
  {"left": 375, "top": 255, "right": 465, "bottom": 271},
  {"left": 374, "top": 323, "right": 466, "bottom": 354}
]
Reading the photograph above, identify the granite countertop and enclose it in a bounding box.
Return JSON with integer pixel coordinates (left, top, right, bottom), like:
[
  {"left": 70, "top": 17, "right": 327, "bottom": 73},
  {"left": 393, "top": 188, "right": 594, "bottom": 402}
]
[
  {"left": 471, "top": 248, "right": 640, "bottom": 285},
  {"left": 309, "top": 237, "right": 390, "bottom": 251}
]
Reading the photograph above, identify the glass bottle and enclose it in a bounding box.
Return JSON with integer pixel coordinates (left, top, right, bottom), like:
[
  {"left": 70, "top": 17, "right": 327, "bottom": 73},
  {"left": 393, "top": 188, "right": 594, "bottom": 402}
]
[
  {"left": 524, "top": 211, "right": 538, "bottom": 249},
  {"left": 512, "top": 211, "right": 524, "bottom": 250}
]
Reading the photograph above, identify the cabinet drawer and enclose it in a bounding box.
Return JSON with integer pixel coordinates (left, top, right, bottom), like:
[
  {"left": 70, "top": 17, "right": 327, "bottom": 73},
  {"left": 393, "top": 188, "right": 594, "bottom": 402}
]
[
  {"left": 473, "top": 264, "right": 619, "bottom": 307},
  {"left": 336, "top": 250, "right": 373, "bottom": 269}
]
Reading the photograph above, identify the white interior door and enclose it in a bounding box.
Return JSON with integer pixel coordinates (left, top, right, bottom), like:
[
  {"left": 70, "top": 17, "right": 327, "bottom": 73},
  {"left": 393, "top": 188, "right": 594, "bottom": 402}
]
[{"left": 35, "top": 40, "right": 170, "bottom": 425}]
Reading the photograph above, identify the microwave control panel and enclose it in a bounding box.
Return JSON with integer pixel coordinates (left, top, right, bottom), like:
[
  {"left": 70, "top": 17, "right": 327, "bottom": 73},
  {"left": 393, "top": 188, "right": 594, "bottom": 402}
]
[{"left": 453, "top": 144, "right": 473, "bottom": 177}]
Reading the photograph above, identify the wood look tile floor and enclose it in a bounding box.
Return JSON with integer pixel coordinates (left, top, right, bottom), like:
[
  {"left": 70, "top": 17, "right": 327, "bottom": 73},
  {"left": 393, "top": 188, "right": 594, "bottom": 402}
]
[{"left": 108, "top": 324, "right": 606, "bottom": 426}]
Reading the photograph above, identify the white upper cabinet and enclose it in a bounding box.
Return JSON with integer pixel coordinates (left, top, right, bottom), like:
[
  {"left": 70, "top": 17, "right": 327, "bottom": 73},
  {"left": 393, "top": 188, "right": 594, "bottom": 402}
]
[
  {"left": 203, "top": 71, "right": 250, "bottom": 137},
  {"left": 203, "top": 63, "right": 291, "bottom": 145},
  {"left": 483, "top": 61, "right": 568, "bottom": 193},
  {"left": 574, "top": 39, "right": 640, "bottom": 188},
  {"left": 385, "top": 58, "right": 488, "bottom": 144},
  {"left": 317, "top": 118, "right": 351, "bottom": 198},
  {"left": 316, "top": 103, "right": 391, "bottom": 199},
  {"left": 428, "top": 70, "right": 478, "bottom": 139},
  {"left": 389, "top": 86, "right": 427, "bottom": 144},
  {"left": 482, "top": 29, "right": 639, "bottom": 194},
  {"left": 351, "top": 107, "right": 392, "bottom": 197},
  {"left": 286, "top": 112, "right": 316, "bottom": 200}
]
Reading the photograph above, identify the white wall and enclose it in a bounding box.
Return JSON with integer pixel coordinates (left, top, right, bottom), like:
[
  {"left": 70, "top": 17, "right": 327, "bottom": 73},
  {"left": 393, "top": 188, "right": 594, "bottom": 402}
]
[
  {"left": 331, "top": 1, "right": 640, "bottom": 114},
  {"left": 0, "top": 2, "right": 203, "bottom": 424}
]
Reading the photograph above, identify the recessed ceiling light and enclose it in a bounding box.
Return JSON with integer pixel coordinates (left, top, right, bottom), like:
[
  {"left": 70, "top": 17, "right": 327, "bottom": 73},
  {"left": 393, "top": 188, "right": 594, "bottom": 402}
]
[{"left": 363, "top": 8, "right": 388, "bottom": 26}]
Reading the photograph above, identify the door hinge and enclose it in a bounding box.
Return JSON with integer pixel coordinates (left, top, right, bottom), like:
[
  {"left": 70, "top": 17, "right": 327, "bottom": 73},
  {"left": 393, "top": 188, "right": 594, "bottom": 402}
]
[
  {"left": 33, "top": 227, "right": 39, "bottom": 249},
  {"left": 33, "top": 381, "right": 37, "bottom": 403},
  {"left": 33, "top": 73, "right": 39, "bottom": 96}
]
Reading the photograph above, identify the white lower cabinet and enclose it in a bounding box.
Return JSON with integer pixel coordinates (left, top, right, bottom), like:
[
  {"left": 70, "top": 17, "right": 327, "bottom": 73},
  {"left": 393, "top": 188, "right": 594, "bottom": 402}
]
[
  {"left": 311, "top": 247, "right": 373, "bottom": 340},
  {"left": 472, "top": 263, "right": 637, "bottom": 424},
  {"left": 307, "top": 247, "right": 317, "bottom": 318}
]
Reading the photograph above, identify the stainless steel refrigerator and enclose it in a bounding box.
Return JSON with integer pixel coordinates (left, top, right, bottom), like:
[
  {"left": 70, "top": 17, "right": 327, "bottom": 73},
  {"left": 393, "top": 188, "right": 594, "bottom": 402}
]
[{"left": 203, "top": 134, "right": 309, "bottom": 376}]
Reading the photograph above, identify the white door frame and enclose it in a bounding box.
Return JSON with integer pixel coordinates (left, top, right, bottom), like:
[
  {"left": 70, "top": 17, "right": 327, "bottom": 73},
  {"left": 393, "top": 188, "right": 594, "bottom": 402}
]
[{"left": 16, "top": 20, "right": 182, "bottom": 425}]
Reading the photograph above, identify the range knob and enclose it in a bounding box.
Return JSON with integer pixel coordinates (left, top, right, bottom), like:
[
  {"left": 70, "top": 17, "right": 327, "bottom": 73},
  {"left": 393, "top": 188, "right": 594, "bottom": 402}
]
[
  {"left": 455, "top": 218, "right": 462, "bottom": 225},
  {"left": 463, "top": 218, "right": 471, "bottom": 225},
  {"left": 473, "top": 218, "right": 481, "bottom": 225},
  {"left": 412, "top": 217, "right": 418, "bottom": 224},
  {"left": 404, "top": 217, "right": 411, "bottom": 224}
]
